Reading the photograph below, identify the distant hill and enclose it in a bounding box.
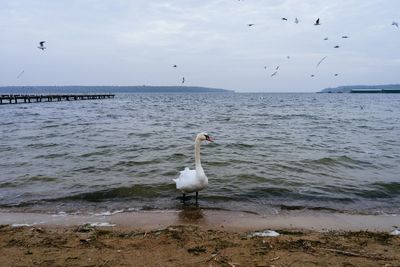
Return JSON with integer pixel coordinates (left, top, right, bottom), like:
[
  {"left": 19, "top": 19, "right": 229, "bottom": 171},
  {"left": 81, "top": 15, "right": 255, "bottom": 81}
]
[
  {"left": 320, "top": 84, "right": 400, "bottom": 93},
  {"left": 0, "top": 86, "right": 234, "bottom": 94}
]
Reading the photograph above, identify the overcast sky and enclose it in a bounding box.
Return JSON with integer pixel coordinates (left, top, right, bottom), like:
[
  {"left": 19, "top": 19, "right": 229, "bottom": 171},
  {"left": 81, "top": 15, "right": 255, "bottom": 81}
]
[{"left": 0, "top": 0, "right": 399, "bottom": 92}]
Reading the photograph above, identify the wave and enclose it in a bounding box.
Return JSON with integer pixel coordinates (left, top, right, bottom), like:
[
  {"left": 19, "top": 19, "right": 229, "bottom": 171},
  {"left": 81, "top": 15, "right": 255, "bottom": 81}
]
[
  {"left": 280, "top": 204, "right": 340, "bottom": 212},
  {"left": 34, "top": 152, "right": 69, "bottom": 159},
  {"left": 356, "top": 182, "right": 400, "bottom": 198},
  {"left": 26, "top": 175, "right": 58, "bottom": 183},
  {"left": 303, "top": 156, "right": 376, "bottom": 170},
  {"left": 3, "top": 179, "right": 399, "bottom": 204},
  {"left": 57, "top": 183, "right": 176, "bottom": 202},
  {"left": 1, "top": 181, "right": 400, "bottom": 216}
]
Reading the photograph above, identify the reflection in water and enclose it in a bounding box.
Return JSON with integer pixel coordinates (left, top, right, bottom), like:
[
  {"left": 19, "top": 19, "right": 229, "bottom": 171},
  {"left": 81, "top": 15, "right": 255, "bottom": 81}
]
[{"left": 178, "top": 206, "right": 205, "bottom": 224}]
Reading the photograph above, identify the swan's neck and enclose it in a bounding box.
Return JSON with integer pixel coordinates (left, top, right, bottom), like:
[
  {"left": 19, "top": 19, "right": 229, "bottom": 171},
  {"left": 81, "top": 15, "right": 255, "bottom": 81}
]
[{"left": 195, "top": 139, "right": 205, "bottom": 177}]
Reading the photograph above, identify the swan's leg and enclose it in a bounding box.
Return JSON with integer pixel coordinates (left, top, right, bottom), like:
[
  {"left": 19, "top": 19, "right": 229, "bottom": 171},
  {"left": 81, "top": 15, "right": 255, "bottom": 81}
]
[{"left": 195, "top": 192, "right": 198, "bottom": 204}]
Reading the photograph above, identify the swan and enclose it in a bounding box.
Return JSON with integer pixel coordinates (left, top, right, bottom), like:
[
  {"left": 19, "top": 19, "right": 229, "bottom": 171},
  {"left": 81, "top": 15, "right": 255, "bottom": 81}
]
[{"left": 173, "top": 133, "right": 213, "bottom": 203}]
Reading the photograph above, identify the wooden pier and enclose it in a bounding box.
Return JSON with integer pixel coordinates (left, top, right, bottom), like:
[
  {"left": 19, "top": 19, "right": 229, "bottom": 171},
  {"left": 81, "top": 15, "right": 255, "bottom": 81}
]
[{"left": 0, "top": 94, "right": 115, "bottom": 105}]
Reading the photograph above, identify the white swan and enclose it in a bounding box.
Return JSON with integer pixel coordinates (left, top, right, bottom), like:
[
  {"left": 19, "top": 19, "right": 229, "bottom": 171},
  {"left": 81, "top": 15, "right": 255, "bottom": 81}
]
[{"left": 173, "top": 132, "right": 213, "bottom": 203}]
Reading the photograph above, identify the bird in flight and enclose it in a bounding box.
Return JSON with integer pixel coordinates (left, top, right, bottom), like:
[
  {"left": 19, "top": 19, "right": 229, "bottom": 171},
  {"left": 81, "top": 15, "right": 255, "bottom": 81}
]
[
  {"left": 310, "top": 74, "right": 315, "bottom": 78},
  {"left": 392, "top": 21, "right": 399, "bottom": 28},
  {"left": 342, "top": 36, "right": 349, "bottom": 39},
  {"left": 316, "top": 56, "right": 327, "bottom": 67},
  {"left": 248, "top": 24, "right": 255, "bottom": 27},
  {"left": 314, "top": 18, "right": 320, "bottom": 26},
  {"left": 182, "top": 77, "right": 185, "bottom": 84},
  {"left": 173, "top": 65, "right": 177, "bottom": 68},
  {"left": 334, "top": 45, "right": 340, "bottom": 48},
  {"left": 281, "top": 18, "right": 288, "bottom": 21},
  {"left": 324, "top": 37, "right": 329, "bottom": 40},
  {"left": 294, "top": 17, "right": 299, "bottom": 24},
  {"left": 17, "top": 70, "right": 25, "bottom": 79},
  {"left": 275, "top": 65, "right": 280, "bottom": 70},
  {"left": 334, "top": 73, "right": 339, "bottom": 77},
  {"left": 271, "top": 71, "right": 278, "bottom": 77},
  {"left": 38, "top": 41, "right": 46, "bottom": 50}
]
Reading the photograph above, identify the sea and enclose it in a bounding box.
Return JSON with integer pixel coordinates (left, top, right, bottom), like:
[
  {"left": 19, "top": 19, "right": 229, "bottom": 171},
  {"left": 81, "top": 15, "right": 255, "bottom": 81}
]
[{"left": 1, "top": 92, "right": 399, "bottom": 216}]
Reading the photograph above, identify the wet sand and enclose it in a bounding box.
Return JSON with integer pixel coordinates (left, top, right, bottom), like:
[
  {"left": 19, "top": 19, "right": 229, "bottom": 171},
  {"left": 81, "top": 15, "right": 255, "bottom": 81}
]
[
  {"left": 0, "top": 209, "right": 399, "bottom": 266},
  {"left": 0, "top": 208, "right": 399, "bottom": 231}
]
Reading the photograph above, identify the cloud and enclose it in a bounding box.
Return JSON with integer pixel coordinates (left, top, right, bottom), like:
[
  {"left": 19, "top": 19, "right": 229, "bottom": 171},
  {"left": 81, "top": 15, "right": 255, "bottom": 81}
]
[{"left": 1, "top": 0, "right": 400, "bottom": 91}]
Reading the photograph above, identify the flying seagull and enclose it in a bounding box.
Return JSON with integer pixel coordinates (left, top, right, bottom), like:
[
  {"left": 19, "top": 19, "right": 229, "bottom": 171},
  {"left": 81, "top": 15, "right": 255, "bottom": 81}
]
[
  {"left": 173, "top": 65, "right": 177, "bottom": 68},
  {"left": 324, "top": 37, "right": 329, "bottom": 40},
  {"left": 17, "top": 70, "right": 25, "bottom": 79},
  {"left": 294, "top": 17, "right": 299, "bottom": 24},
  {"left": 281, "top": 18, "right": 288, "bottom": 21},
  {"left": 38, "top": 41, "right": 46, "bottom": 50},
  {"left": 334, "top": 73, "right": 339, "bottom": 76},
  {"left": 392, "top": 21, "right": 399, "bottom": 28},
  {"left": 316, "top": 56, "right": 327, "bottom": 67},
  {"left": 311, "top": 74, "right": 315, "bottom": 78},
  {"left": 342, "top": 35, "right": 349, "bottom": 39},
  {"left": 248, "top": 23, "right": 255, "bottom": 27},
  {"left": 334, "top": 45, "right": 340, "bottom": 48},
  {"left": 271, "top": 71, "right": 278, "bottom": 77},
  {"left": 314, "top": 18, "right": 320, "bottom": 26},
  {"left": 182, "top": 77, "right": 185, "bottom": 84}
]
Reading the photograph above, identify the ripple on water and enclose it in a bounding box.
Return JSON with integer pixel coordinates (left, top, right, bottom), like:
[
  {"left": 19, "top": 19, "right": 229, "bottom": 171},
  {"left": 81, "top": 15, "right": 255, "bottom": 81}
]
[
  {"left": 0, "top": 93, "right": 400, "bottom": 215},
  {"left": 303, "top": 156, "right": 376, "bottom": 170}
]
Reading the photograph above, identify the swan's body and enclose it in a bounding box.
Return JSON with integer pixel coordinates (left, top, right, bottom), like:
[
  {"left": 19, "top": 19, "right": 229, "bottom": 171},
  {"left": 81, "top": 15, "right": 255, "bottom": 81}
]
[
  {"left": 173, "top": 133, "right": 213, "bottom": 203},
  {"left": 174, "top": 167, "right": 208, "bottom": 193}
]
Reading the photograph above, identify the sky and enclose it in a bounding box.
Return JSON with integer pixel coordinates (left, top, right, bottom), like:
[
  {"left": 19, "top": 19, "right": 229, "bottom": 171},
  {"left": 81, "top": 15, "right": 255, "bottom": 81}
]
[{"left": 0, "top": 0, "right": 399, "bottom": 92}]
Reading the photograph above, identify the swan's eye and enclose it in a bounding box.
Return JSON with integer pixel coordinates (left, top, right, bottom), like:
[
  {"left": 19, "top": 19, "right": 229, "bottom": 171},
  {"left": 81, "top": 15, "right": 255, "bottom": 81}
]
[{"left": 204, "top": 135, "right": 209, "bottom": 140}]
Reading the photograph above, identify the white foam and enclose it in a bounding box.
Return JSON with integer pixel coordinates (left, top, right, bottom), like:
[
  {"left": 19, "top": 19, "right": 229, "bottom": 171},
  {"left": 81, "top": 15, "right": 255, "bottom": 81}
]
[
  {"left": 51, "top": 211, "right": 67, "bottom": 217},
  {"left": 89, "top": 222, "right": 116, "bottom": 227},
  {"left": 11, "top": 223, "right": 36, "bottom": 227},
  {"left": 250, "top": 230, "right": 280, "bottom": 237},
  {"left": 389, "top": 229, "right": 400, "bottom": 235},
  {"left": 94, "top": 210, "right": 124, "bottom": 216},
  {"left": 127, "top": 207, "right": 140, "bottom": 212}
]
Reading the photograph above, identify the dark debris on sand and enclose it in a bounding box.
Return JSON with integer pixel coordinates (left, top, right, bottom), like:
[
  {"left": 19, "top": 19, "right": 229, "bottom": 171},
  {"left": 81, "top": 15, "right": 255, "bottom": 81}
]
[{"left": 0, "top": 224, "right": 399, "bottom": 266}]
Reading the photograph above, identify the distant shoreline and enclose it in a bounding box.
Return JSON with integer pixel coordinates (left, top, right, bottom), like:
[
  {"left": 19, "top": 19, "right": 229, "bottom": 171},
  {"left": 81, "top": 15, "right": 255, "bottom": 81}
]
[
  {"left": 0, "top": 85, "right": 234, "bottom": 94},
  {"left": 320, "top": 84, "right": 400, "bottom": 93}
]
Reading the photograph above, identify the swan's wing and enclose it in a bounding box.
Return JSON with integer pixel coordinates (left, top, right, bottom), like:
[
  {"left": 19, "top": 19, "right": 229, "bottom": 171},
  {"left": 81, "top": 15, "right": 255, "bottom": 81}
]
[
  {"left": 174, "top": 167, "right": 195, "bottom": 182},
  {"left": 173, "top": 168, "right": 197, "bottom": 191}
]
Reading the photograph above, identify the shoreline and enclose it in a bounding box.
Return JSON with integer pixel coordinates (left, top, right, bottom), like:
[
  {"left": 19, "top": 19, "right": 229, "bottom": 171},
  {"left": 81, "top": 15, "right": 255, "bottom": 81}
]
[
  {"left": 1, "top": 209, "right": 399, "bottom": 266},
  {"left": 1, "top": 208, "right": 398, "bottom": 232}
]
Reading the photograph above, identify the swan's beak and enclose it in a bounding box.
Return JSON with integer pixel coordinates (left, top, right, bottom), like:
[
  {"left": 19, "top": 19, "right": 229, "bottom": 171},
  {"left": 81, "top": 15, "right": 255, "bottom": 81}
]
[{"left": 206, "top": 135, "right": 214, "bottom": 142}]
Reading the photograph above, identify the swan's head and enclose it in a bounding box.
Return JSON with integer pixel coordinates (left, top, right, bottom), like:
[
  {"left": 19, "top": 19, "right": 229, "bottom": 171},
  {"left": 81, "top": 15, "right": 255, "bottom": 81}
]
[{"left": 197, "top": 132, "right": 213, "bottom": 142}]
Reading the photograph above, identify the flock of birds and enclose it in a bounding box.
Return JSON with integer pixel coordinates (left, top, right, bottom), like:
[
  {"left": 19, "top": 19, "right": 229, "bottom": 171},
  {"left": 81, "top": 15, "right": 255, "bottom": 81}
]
[
  {"left": 247, "top": 17, "right": 398, "bottom": 79},
  {"left": 22, "top": 16, "right": 399, "bottom": 85},
  {"left": 167, "top": 17, "right": 399, "bottom": 83}
]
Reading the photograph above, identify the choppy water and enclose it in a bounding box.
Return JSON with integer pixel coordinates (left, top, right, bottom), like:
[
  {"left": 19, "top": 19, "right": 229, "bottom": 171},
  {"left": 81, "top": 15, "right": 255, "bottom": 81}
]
[{"left": 1, "top": 93, "right": 400, "bottom": 215}]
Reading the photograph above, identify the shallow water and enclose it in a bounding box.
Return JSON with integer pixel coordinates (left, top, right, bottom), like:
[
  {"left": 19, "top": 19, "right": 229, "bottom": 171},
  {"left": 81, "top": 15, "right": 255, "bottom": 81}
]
[{"left": 0, "top": 93, "right": 399, "bottom": 215}]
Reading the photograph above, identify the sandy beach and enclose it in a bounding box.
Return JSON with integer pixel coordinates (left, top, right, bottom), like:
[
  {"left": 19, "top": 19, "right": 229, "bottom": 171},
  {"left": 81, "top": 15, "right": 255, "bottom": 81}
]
[{"left": 1, "top": 209, "right": 399, "bottom": 266}]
